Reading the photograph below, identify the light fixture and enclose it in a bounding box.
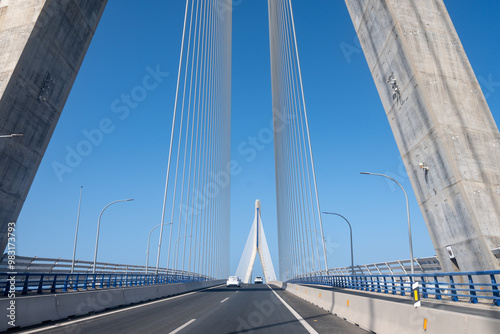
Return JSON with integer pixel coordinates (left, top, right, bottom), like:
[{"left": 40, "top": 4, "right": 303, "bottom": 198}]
[
  {"left": 491, "top": 246, "right": 500, "bottom": 259},
  {"left": 445, "top": 245, "right": 455, "bottom": 259},
  {"left": 419, "top": 162, "right": 429, "bottom": 170}
]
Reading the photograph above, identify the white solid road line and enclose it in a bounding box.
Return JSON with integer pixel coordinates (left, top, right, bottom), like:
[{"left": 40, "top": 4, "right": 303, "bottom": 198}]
[
  {"left": 220, "top": 297, "right": 229, "bottom": 303},
  {"left": 169, "top": 319, "right": 196, "bottom": 334},
  {"left": 20, "top": 284, "right": 224, "bottom": 333},
  {"left": 267, "top": 285, "right": 319, "bottom": 334}
]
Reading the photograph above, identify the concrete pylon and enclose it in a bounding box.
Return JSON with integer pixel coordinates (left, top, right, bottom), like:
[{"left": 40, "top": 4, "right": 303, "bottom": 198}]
[
  {"left": 0, "top": 1, "right": 107, "bottom": 251},
  {"left": 235, "top": 200, "right": 277, "bottom": 283},
  {"left": 345, "top": 0, "right": 500, "bottom": 272}
]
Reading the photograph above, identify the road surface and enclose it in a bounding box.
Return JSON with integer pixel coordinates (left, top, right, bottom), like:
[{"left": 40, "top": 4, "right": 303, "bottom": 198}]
[{"left": 19, "top": 284, "right": 368, "bottom": 333}]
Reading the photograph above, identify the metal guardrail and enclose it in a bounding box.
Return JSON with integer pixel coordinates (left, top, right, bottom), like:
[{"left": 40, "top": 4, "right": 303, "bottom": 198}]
[
  {"left": 0, "top": 254, "right": 191, "bottom": 275},
  {"left": 0, "top": 254, "right": 215, "bottom": 296},
  {"left": 289, "top": 270, "right": 500, "bottom": 306},
  {"left": 2, "top": 272, "right": 212, "bottom": 296},
  {"left": 325, "top": 256, "right": 442, "bottom": 276}
]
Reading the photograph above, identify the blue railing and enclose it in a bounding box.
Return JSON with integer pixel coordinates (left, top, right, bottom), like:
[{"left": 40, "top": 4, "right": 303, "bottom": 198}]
[
  {"left": 1, "top": 272, "right": 213, "bottom": 296},
  {"left": 289, "top": 270, "right": 500, "bottom": 306}
]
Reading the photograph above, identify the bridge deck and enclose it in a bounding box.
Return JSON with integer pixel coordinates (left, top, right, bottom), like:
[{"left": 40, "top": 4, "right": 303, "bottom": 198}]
[{"left": 18, "top": 284, "right": 368, "bottom": 334}]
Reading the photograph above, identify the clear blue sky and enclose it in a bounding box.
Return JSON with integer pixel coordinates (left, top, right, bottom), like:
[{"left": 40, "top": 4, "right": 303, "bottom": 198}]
[{"left": 17, "top": 1, "right": 500, "bottom": 279}]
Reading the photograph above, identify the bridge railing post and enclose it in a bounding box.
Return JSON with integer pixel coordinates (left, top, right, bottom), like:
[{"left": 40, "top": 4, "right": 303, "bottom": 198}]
[
  {"left": 63, "top": 274, "right": 69, "bottom": 292},
  {"left": 448, "top": 275, "right": 458, "bottom": 301},
  {"left": 421, "top": 277, "right": 428, "bottom": 299},
  {"left": 51, "top": 275, "right": 57, "bottom": 293},
  {"left": 433, "top": 275, "right": 442, "bottom": 300},
  {"left": 468, "top": 274, "right": 478, "bottom": 304},
  {"left": 490, "top": 274, "right": 500, "bottom": 306},
  {"left": 22, "top": 274, "right": 29, "bottom": 295},
  {"left": 37, "top": 275, "right": 44, "bottom": 294},
  {"left": 408, "top": 275, "right": 413, "bottom": 298},
  {"left": 74, "top": 274, "right": 80, "bottom": 291}
]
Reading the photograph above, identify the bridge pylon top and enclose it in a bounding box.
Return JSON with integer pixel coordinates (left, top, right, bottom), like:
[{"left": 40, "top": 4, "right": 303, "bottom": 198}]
[{"left": 235, "top": 201, "right": 276, "bottom": 283}]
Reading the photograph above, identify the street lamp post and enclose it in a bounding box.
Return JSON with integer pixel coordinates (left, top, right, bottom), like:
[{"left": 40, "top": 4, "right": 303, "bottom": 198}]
[
  {"left": 71, "top": 186, "right": 83, "bottom": 274},
  {"left": 146, "top": 223, "right": 171, "bottom": 274},
  {"left": 360, "top": 172, "right": 414, "bottom": 275},
  {"left": 322, "top": 212, "right": 354, "bottom": 275},
  {"left": 93, "top": 198, "right": 134, "bottom": 274}
]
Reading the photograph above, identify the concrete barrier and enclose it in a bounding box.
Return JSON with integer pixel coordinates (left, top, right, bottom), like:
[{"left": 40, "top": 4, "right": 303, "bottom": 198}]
[
  {"left": 14, "top": 294, "right": 58, "bottom": 330},
  {"left": 270, "top": 281, "right": 500, "bottom": 334},
  {"left": 0, "top": 280, "right": 224, "bottom": 331},
  {"left": 56, "top": 288, "right": 127, "bottom": 318}
]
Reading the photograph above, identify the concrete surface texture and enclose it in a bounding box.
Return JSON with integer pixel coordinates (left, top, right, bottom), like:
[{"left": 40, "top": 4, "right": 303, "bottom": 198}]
[
  {"left": 345, "top": 0, "right": 500, "bottom": 272},
  {"left": 0, "top": 0, "right": 107, "bottom": 251}
]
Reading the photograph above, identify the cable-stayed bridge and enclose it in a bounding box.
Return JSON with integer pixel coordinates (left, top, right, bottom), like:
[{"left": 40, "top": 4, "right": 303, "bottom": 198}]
[{"left": 1, "top": 0, "right": 500, "bottom": 333}]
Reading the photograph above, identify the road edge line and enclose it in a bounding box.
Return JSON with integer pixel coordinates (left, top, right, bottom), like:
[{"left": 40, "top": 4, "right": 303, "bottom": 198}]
[{"left": 267, "top": 284, "right": 319, "bottom": 334}]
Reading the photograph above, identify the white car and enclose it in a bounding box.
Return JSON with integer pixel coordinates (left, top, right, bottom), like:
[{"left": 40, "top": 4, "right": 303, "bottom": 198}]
[
  {"left": 254, "top": 276, "right": 263, "bottom": 284},
  {"left": 226, "top": 276, "right": 240, "bottom": 287}
]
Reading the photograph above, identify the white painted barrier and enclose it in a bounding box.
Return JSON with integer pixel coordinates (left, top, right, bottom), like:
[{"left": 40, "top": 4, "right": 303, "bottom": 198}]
[
  {"left": 270, "top": 281, "right": 500, "bottom": 334},
  {"left": 1, "top": 280, "right": 224, "bottom": 331}
]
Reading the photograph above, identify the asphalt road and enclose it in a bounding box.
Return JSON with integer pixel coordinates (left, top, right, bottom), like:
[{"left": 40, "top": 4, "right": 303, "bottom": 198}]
[{"left": 19, "top": 284, "right": 369, "bottom": 334}]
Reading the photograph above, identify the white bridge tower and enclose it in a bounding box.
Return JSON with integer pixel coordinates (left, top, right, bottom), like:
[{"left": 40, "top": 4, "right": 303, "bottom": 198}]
[{"left": 235, "top": 200, "right": 277, "bottom": 283}]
